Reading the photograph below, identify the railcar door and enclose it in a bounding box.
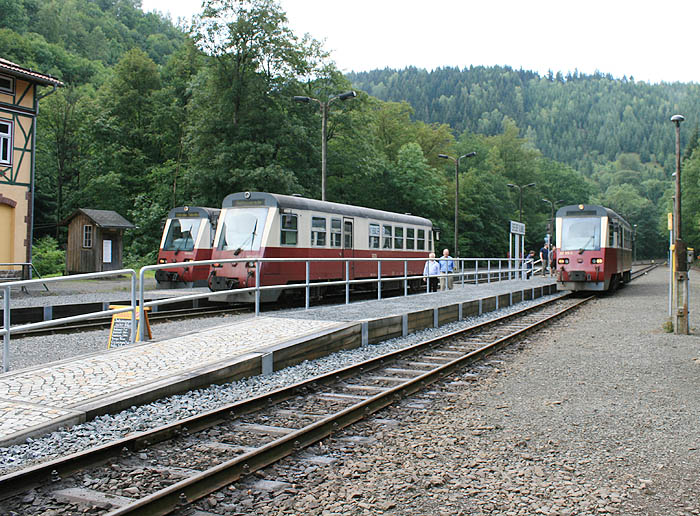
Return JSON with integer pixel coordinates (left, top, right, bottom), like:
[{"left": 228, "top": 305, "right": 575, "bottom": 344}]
[{"left": 343, "top": 218, "right": 354, "bottom": 280}]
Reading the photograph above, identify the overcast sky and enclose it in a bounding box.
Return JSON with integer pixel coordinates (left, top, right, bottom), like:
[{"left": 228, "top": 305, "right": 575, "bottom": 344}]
[{"left": 141, "top": 0, "right": 699, "bottom": 84}]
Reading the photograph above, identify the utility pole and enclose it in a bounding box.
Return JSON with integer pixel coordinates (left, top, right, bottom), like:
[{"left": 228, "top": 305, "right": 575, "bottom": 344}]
[{"left": 671, "top": 114, "right": 689, "bottom": 334}]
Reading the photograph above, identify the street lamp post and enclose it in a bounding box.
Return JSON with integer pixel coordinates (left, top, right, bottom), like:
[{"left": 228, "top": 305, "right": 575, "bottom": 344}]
[
  {"left": 542, "top": 198, "right": 564, "bottom": 248},
  {"left": 438, "top": 151, "right": 476, "bottom": 257},
  {"left": 670, "top": 114, "right": 689, "bottom": 334},
  {"left": 507, "top": 183, "right": 536, "bottom": 222},
  {"left": 633, "top": 224, "right": 638, "bottom": 263},
  {"left": 294, "top": 91, "right": 357, "bottom": 201}
]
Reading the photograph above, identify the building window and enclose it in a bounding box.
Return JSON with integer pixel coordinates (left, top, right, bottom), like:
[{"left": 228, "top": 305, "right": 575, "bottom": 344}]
[
  {"left": 330, "top": 218, "right": 342, "bottom": 247},
  {"left": 382, "top": 225, "right": 392, "bottom": 249},
  {"left": 394, "top": 226, "right": 404, "bottom": 249},
  {"left": 0, "top": 75, "right": 13, "bottom": 94},
  {"left": 369, "top": 223, "right": 380, "bottom": 249},
  {"left": 406, "top": 228, "right": 415, "bottom": 249},
  {"left": 280, "top": 213, "right": 298, "bottom": 245},
  {"left": 0, "top": 120, "right": 12, "bottom": 166},
  {"left": 417, "top": 229, "right": 425, "bottom": 250},
  {"left": 311, "top": 216, "right": 326, "bottom": 246},
  {"left": 83, "top": 225, "right": 93, "bottom": 248}
]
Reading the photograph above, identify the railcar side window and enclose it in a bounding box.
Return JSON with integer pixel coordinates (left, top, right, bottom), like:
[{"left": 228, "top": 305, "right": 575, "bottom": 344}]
[
  {"left": 311, "top": 217, "right": 327, "bottom": 246},
  {"left": 280, "top": 213, "right": 298, "bottom": 245},
  {"left": 369, "top": 223, "right": 380, "bottom": 248},
  {"left": 394, "top": 227, "right": 404, "bottom": 249},
  {"left": 83, "top": 225, "right": 93, "bottom": 248},
  {"left": 406, "top": 228, "right": 415, "bottom": 249},
  {"left": 417, "top": 229, "right": 425, "bottom": 250},
  {"left": 382, "top": 225, "right": 392, "bottom": 249},
  {"left": 330, "top": 218, "right": 342, "bottom": 247}
]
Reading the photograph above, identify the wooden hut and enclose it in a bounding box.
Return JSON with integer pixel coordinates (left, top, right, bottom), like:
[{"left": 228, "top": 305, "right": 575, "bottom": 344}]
[{"left": 62, "top": 209, "right": 134, "bottom": 274}]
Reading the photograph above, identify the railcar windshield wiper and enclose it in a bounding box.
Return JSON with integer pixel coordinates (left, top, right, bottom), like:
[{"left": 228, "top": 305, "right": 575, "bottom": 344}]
[
  {"left": 234, "top": 219, "right": 258, "bottom": 256},
  {"left": 579, "top": 234, "right": 596, "bottom": 254}
]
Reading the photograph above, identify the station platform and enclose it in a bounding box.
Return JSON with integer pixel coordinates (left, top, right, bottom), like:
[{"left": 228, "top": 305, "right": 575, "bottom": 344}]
[{"left": 0, "top": 276, "right": 557, "bottom": 447}]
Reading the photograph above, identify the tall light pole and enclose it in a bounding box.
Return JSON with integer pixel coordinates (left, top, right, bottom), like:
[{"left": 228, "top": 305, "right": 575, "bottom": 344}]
[
  {"left": 438, "top": 151, "right": 476, "bottom": 257},
  {"left": 507, "top": 183, "right": 536, "bottom": 222},
  {"left": 541, "top": 198, "right": 563, "bottom": 251},
  {"left": 671, "top": 114, "right": 688, "bottom": 334},
  {"left": 633, "top": 224, "right": 638, "bottom": 263},
  {"left": 294, "top": 91, "right": 357, "bottom": 201}
]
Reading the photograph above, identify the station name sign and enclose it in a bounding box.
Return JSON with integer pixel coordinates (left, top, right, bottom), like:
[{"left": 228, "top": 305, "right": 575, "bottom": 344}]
[{"left": 510, "top": 220, "right": 526, "bottom": 235}]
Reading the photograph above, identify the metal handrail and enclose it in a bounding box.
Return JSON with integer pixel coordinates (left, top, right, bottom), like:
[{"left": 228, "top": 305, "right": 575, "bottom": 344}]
[
  {"left": 137, "top": 256, "right": 530, "bottom": 340},
  {"left": 0, "top": 262, "right": 49, "bottom": 292},
  {"left": 1, "top": 269, "right": 137, "bottom": 373}
]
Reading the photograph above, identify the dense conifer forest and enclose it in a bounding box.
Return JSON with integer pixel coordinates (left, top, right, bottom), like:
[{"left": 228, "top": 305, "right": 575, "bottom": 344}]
[{"left": 4, "top": 0, "right": 698, "bottom": 264}]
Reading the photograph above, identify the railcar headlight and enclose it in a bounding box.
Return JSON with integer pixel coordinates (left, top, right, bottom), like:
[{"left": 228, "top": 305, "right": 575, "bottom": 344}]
[
  {"left": 212, "top": 262, "right": 222, "bottom": 268},
  {"left": 184, "top": 259, "right": 193, "bottom": 262},
  {"left": 246, "top": 261, "right": 256, "bottom": 268},
  {"left": 591, "top": 258, "right": 603, "bottom": 264},
  {"left": 558, "top": 258, "right": 569, "bottom": 264},
  {"left": 158, "top": 258, "right": 167, "bottom": 264}
]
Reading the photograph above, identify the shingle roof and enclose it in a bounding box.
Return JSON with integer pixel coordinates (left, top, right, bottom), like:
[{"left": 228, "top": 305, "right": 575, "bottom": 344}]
[
  {"left": 70, "top": 209, "right": 135, "bottom": 229},
  {"left": 0, "top": 58, "right": 64, "bottom": 87}
]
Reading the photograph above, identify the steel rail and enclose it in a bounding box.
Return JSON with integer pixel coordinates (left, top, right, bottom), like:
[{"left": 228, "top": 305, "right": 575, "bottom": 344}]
[
  {"left": 106, "top": 294, "right": 592, "bottom": 516},
  {"left": 0, "top": 294, "right": 574, "bottom": 501}
]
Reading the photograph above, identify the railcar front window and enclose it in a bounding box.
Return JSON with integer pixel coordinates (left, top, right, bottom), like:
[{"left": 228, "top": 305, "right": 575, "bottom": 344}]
[
  {"left": 561, "top": 217, "right": 601, "bottom": 251},
  {"left": 164, "top": 218, "right": 203, "bottom": 251},
  {"left": 217, "top": 208, "right": 268, "bottom": 251}
]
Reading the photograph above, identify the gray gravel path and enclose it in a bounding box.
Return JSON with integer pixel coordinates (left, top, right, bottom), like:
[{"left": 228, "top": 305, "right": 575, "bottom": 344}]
[{"left": 224, "top": 265, "right": 699, "bottom": 516}]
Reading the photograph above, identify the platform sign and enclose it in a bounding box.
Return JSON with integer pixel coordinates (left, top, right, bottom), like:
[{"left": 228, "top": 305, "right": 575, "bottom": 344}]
[
  {"left": 107, "top": 306, "right": 152, "bottom": 349},
  {"left": 510, "top": 220, "right": 526, "bottom": 235}
]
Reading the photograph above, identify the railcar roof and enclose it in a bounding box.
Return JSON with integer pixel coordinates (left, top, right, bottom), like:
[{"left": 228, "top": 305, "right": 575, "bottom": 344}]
[
  {"left": 556, "top": 204, "right": 630, "bottom": 227},
  {"left": 167, "top": 206, "right": 221, "bottom": 220},
  {"left": 222, "top": 192, "right": 433, "bottom": 227}
]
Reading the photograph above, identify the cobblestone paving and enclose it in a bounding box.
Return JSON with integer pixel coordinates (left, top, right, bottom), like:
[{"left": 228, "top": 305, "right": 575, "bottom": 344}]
[
  {"left": 0, "top": 400, "right": 77, "bottom": 437},
  {"left": 0, "top": 317, "right": 340, "bottom": 440}
]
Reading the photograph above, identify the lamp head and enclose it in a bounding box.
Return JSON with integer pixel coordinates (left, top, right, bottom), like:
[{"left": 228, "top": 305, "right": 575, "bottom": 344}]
[
  {"left": 338, "top": 91, "right": 357, "bottom": 101},
  {"left": 671, "top": 114, "right": 685, "bottom": 123},
  {"left": 507, "top": 183, "right": 516, "bottom": 188},
  {"left": 525, "top": 182, "right": 536, "bottom": 188},
  {"left": 293, "top": 96, "right": 311, "bottom": 103},
  {"left": 464, "top": 151, "right": 476, "bottom": 158},
  {"left": 438, "top": 154, "right": 450, "bottom": 159}
]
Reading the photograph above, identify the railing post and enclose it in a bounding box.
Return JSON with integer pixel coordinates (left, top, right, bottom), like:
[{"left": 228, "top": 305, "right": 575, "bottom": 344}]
[
  {"left": 498, "top": 259, "right": 502, "bottom": 281},
  {"left": 345, "top": 260, "right": 350, "bottom": 305},
  {"left": 255, "top": 260, "right": 260, "bottom": 316},
  {"left": 404, "top": 260, "right": 408, "bottom": 297},
  {"left": 3, "top": 286, "right": 10, "bottom": 372},
  {"left": 377, "top": 260, "right": 382, "bottom": 300},
  {"left": 487, "top": 259, "right": 491, "bottom": 283},
  {"left": 139, "top": 268, "right": 146, "bottom": 342},
  {"left": 460, "top": 259, "right": 464, "bottom": 287},
  {"left": 130, "top": 271, "right": 137, "bottom": 344},
  {"left": 305, "top": 261, "right": 310, "bottom": 310}
]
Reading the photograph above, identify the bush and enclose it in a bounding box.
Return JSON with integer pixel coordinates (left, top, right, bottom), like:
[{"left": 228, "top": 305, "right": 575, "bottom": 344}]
[{"left": 32, "top": 236, "right": 65, "bottom": 276}]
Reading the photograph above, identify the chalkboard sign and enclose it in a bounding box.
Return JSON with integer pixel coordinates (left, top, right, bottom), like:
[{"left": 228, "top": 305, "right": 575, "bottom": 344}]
[
  {"left": 109, "top": 317, "right": 133, "bottom": 348},
  {"left": 107, "top": 306, "right": 152, "bottom": 349}
]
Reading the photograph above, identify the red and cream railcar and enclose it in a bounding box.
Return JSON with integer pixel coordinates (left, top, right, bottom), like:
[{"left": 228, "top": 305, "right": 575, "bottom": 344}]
[
  {"left": 155, "top": 206, "right": 220, "bottom": 288},
  {"left": 208, "top": 192, "right": 435, "bottom": 302},
  {"left": 555, "top": 204, "right": 632, "bottom": 291}
]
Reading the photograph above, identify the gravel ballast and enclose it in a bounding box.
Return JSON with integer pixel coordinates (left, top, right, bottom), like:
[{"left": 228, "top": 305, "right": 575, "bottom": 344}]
[
  {"left": 0, "top": 291, "right": 561, "bottom": 476},
  {"left": 206, "top": 266, "right": 698, "bottom": 516}
]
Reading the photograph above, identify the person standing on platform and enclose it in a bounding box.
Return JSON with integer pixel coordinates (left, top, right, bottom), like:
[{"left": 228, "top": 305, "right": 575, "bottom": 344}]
[
  {"left": 539, "top": 243, "right": 550, "bottom": 275},
  {"left": 525, "top": 250, "right": 535, "bottom": 279},
  {"left": 439, "top": 248, "right": 455, "bottom": 290},
  {"left": 423, "top": 252, "right": 440, "bottom": 292}
]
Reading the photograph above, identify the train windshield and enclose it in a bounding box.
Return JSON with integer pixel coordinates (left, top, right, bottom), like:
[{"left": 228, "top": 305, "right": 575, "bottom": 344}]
[
  {"left": 163, "top": 218, "right": 202, "bottom": 251},
  {"left": 217, "top": 208, "right": 268, "bottom": 251},
  {"left": 561, "top": 217, "right": 601, "bottom": 251}
]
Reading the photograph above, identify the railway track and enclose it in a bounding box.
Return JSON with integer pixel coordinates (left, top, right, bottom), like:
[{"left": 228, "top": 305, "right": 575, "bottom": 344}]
[{"left": 0, "top": 293, "right": 592, "bottom": 515}]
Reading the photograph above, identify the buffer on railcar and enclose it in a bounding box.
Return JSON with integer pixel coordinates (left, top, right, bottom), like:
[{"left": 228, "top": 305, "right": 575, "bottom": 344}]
[
  {"left": 155, "top": 206, "right": 220, "bottom": 288},
  {"left": 555, "top": 204, "right": 632, "bottom": 291},
  {"left": 207, "top": 192, "right": 436, "bottom": 303}
]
